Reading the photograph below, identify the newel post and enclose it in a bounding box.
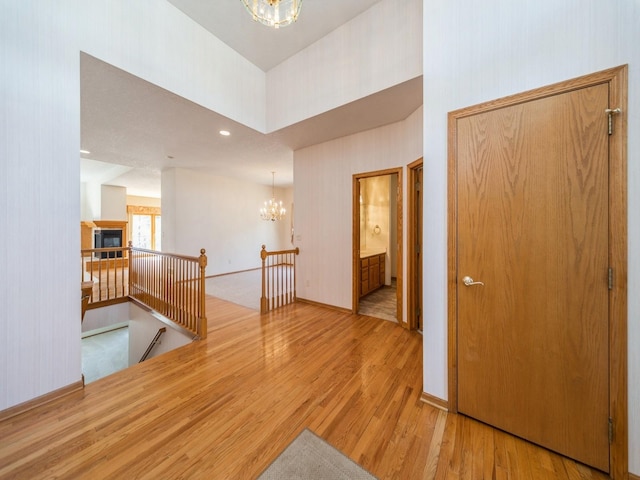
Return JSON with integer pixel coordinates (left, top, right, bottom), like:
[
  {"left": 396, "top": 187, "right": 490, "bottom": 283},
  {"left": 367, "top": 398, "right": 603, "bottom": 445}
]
[
  {"left": 128, "top": 241, "right": 133, "bottom": 295},
  {"left": 260, "top": 245, "right": 268, "bottom": 314},
  {"left": 198, "top": 248, "right": 208, "bottom": 339}
]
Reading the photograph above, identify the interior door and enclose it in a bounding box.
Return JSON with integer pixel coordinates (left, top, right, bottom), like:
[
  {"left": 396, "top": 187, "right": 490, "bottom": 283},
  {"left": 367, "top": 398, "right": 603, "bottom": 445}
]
[{"left": 455, "top": 84, "right": 610, "bottom": 471}]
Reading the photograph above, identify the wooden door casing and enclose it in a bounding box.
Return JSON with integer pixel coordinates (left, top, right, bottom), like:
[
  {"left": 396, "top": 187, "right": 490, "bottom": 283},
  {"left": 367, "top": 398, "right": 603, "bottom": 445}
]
[
  {"left": 408, "top": 159, "right": 423, "bottom": 331},
  {"left": 447, "top": 65, "right": 628, "bottom": 478}
]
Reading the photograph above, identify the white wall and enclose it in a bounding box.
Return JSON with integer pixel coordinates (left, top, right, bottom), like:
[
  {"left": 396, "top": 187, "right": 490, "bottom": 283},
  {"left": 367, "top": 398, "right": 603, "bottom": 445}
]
[
  {"left": 0, "top": 0, "right": 266, "bottom": 412},
  {"left": 128, "top": 303, "right": 193, "bottom": 365},
  {"left": 78, "top": 0, "right": 266, "bottom": 133},
  {"left": 422, "top": 0, "right": 640, "bottom": 472},
  {"left": 127, "top": 195, "right": 161, "bottom": 208},
  {"left": 100, "top": 185, "right": 127, "bottom": 221},
  {"left": 81, "top": 182, "right": 101, "bottom": 221},
  {"left": 162, "top": 168, "right": 291, "bottom": 275},
  {"left": 0, "top": 1, "right": 81, "bottom": 409},
  {"left": 82, "top": 303, "right": 129, "bottom": 335},
  {"left": 278, "top": 186, "right": 295, "bottom": 250},
  {"left": 294, "top": 106, "right": 423, "bottom": 318},
  {"left": 266, "top": 0, "right": 423, "bottom": 132}
]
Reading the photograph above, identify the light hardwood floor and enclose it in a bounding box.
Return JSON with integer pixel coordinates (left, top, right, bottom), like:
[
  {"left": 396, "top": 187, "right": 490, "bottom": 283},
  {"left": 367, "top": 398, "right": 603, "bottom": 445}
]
[{"left": 0, "top": 297, "right": 609, "bottom": 479}]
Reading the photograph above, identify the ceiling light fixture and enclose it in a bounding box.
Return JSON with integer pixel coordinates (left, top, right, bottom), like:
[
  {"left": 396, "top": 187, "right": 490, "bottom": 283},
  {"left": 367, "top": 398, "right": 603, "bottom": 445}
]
[
  {"left": 80, "top": 149, "right": 91, "bottom": 154},
  {"left": 219, "top": 130, "right": 230, "bottom": 136},
  {"left": 240, "top": 0, "right": 302, "bottom": 29},
  {"left": 260, "top": 171, "right": 286, "bottom": 221}
]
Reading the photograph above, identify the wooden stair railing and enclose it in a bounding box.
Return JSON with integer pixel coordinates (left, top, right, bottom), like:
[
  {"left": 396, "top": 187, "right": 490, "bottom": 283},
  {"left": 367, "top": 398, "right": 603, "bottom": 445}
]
[
  {"left": 260, "top": 245, "right": 299, "bottom": 314},
  {"left": 139, "top": 327, "right": 166, "bottom": 362},
  {"left": 129, "top": 246, "right": 208, "bottom": 339},
  {"left": 81, "top": 281, "right": 93, "bottom": 322},
  {"left": 81, "top": 247, "right": 129, "bottom": 307},
  {"left": 81, "top": 244, "right": 208, "bottom": 339}
]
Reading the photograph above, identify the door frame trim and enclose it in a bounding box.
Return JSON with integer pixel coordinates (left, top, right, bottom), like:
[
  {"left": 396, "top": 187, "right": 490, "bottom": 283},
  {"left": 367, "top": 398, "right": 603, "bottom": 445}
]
[
  {"left": 407, "top": 158, "right": 423, "bottom": 331},
  {"left": 447, "top": 65, "right": 628, "bottom": 478},
  {"left": 352, "top": 168, "right": 404, "bottom": 326}
]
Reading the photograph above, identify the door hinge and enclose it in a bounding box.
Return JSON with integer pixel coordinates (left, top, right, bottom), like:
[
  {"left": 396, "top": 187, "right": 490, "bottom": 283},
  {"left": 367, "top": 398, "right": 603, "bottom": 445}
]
[
  {"left": 605, "top": 108, "right": 621, "bottom": 135},
  {"left": 608, "top": 267, "right": 614, "bottom": 290},
  {"left": 609, "top": 418, "right": 614, "bottom": 444}
]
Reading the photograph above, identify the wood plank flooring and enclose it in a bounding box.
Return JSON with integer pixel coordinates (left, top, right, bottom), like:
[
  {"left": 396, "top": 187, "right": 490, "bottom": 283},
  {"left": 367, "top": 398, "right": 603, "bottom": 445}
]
[{"left": 0, "top": 297, "right": 609, "bottom": 479}]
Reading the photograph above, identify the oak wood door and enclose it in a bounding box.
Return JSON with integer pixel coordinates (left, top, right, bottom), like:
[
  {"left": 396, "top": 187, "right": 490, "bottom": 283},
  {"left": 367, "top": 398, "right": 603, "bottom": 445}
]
[{"left": 455, "top": 83, "right": 610, "bottom": 471}]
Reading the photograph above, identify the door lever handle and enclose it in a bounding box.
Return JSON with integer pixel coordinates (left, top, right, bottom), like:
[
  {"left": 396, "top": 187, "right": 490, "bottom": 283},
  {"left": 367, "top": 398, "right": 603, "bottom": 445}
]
[{"left": 462, "top": 276, "right": 484, "bottom": 287}]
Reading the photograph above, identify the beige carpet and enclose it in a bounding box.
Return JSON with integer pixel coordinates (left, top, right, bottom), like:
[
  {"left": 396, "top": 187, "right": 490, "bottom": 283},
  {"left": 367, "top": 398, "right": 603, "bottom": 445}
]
[
  {"left": 204, "top": 269, "right": 261, "bottom": 311},
  {"left": 258, "top": 429, "right": 377, "bottom": 480}
]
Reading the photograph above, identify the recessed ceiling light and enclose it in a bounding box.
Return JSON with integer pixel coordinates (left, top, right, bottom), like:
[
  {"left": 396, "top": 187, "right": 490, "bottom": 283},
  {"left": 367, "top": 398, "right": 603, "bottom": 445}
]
[
  {"left": 80, "top": 149, "right": 91, "bottom": 154},
  {"left": 219, "top": 130, "right": 230, "bottom": 136}
]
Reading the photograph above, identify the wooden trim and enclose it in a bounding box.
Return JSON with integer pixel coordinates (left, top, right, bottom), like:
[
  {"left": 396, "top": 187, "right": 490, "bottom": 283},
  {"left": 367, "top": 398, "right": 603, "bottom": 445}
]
[
  {"left": 94, "top": 220, "right": 127, "bottom": 228},
  {"left": 296, "top": 297, "right": 352, "bottom": 314},
  {"left": 628, "top": 473, "right": 640, "bottom": 480},
  {"left": 396, "top": 169, "right": 404, "bottom": 326},
  {"left": 0, "top": 380, "right": 84, "bottom": 423},
  {"left": 447, "top": 65, "right": 628, "bottom": 479},
  {"left": 356, "top": 167, "right": 404, "bottom": 179},
  {"left": 126, "top": 206, "right": 161, "bottom": 250},
  {"left": 80, "top": 222, "right": 95, "bottom": 250},
  {"left": 352, "top": 176, "right": 360, "bottom": 314},
  {"left": 128, "top": 297, "right": 199, "bottom": 340},
  {"left": 607, "top": 65, "right": 628, "bottom": 480},
  {"left": 447, "top": 106, "right": 459, "bottom": 413},
  {"left": 131, "top": 246, "right": 199, "bottom": 262},
  {"left": 407, "top": 158, "right": 423, "bottom": 330},
  {"left": 420, "top": 392, "right": 448, "bottom": 412},
  {"left": 127, "top": 205, "right": 160, "bottom": 215},
  {"left": 85, "top": 296, "right": 129, "bottom": 310}
]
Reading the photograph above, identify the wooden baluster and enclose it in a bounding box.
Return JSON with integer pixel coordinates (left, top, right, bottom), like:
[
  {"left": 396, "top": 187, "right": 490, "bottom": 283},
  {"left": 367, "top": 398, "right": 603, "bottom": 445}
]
[
  {"left": 277, "top": 254, "right": 281, "bottom": 308},
  {"left": 260, "top": 245, "right": 267, "bottom": 314},
  {"left": 279, "top": 253, "right": 283, "bottom": 308},
  {"left": 270, "top": 253, "right": 274, "bottom": 311},
  {"left": 198, "top": 249, "right": 207, "bottom": 338},
  {"left": 127, "top": 242, "right": 132, "bottom": 298},
  {"left": 180, "top": 259, "right": 185, "bottom": 329},
  {"left": 287, "top": 252, "right": 292, "bottom": 305},
  {"left": 294, "top": 247, "right": 298, "bottom": 302}
]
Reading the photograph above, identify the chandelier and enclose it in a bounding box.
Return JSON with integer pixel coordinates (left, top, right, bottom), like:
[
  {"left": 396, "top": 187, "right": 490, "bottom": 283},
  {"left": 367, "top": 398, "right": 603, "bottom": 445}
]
[
  {"left": 260, "top": 172, "right": 286, "bottom": 221},
  {"left": 240, "top": 0, "right": 302, "bottom": 29}
]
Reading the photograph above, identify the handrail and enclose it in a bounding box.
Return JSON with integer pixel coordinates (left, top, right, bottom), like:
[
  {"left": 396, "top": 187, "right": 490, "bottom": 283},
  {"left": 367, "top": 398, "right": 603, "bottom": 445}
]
[
  {"left": 81, "top": 281, "right": 93, "bottom": 322},
  {"left": 129, "top": 245, "right": 208, "bottom": 339},
  {"left": 81, "top": 244, "right": 208, "bottom": 339},
  {"left": 139, "top": 327, "right": 166, "bottom": 362},
  {"left": 260, "top": 245, "right": 299, "bottom": 314},
  {"left": 81, "top": 247, "right": 129, "bottom": 306}
]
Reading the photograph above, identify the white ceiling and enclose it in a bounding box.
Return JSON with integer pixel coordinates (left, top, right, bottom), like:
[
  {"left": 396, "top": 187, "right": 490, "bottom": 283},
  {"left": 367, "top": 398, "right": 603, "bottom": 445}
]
[
  {"left": 167, "top": 0, "right": 385, "bottom": 72},
  {"left": 80, "top": 0, "right": 422, "bottom": 197}
]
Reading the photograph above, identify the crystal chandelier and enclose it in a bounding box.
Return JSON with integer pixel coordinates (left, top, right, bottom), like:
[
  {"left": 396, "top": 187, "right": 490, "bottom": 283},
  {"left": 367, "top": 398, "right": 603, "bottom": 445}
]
[
  {"left": 240, "top": 0, "right": 302, "bottom": 29},
  {"left": 260, "top": 172, "right": 286, "bottom": 221}
]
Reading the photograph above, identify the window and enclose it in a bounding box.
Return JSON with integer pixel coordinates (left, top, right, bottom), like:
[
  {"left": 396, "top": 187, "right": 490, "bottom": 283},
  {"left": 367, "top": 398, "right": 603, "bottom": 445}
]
[{"left": 127, "top": 205, "right": 161, "bottom": 251}]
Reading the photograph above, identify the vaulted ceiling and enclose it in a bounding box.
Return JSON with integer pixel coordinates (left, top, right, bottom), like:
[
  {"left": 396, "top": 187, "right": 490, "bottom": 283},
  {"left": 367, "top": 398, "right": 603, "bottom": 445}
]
[{"left": 80, "top": 0, "right": 422, "bottom": 197}]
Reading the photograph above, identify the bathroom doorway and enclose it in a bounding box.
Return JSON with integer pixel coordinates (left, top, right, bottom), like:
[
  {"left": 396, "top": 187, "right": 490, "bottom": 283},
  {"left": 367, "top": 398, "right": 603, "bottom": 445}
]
[{"left": 352, "top": 168, "right": 403, "bottom": 326}]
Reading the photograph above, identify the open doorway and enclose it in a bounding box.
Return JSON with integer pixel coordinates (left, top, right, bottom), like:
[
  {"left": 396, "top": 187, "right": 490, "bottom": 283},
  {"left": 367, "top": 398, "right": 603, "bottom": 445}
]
[{"left": 352, "top": 168, "right": 403, "bottom": 325}]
